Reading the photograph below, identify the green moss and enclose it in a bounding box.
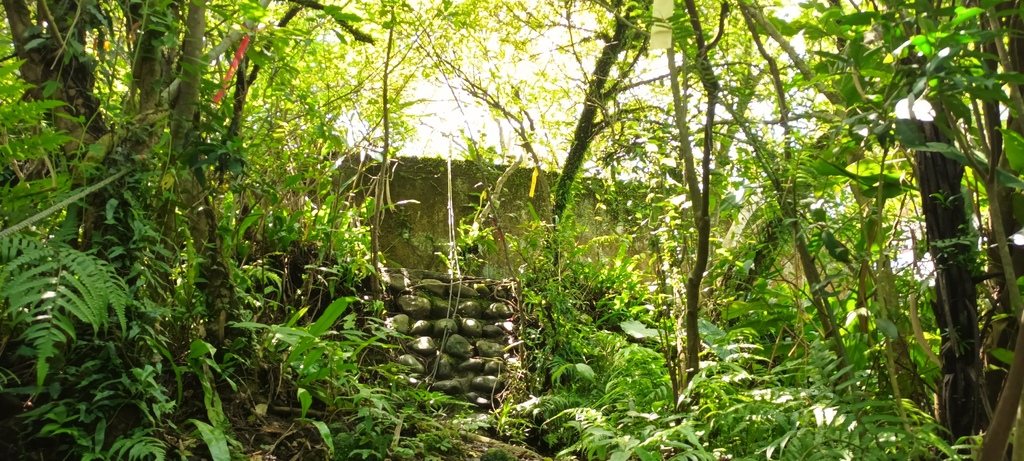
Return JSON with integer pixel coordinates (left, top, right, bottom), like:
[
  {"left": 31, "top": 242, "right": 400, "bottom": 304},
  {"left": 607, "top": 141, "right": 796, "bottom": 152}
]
[{"left": 480, "top": 448, "right": 517, "bottom": 461}]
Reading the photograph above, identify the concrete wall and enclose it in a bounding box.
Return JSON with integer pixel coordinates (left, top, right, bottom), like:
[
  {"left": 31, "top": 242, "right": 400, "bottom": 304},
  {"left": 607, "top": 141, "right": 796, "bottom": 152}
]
[{"left": 353, "top": 156, "right": 645, "bottom": 278}]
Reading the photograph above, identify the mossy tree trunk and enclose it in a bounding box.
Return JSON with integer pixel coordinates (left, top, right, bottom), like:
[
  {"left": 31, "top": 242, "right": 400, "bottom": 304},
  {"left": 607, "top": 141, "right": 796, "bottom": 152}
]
[{"left": 551, "top": 0, "right": 636, "bottom": 226}]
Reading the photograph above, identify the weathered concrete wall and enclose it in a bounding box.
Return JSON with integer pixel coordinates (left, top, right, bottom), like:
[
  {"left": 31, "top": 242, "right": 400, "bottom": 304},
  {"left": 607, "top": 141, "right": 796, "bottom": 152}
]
[
  {"left": 367, "top": 157, "right": 551, "bottom": 278},
  {"left": 352, "top": 157, "right": 646, "bottom": 277}
]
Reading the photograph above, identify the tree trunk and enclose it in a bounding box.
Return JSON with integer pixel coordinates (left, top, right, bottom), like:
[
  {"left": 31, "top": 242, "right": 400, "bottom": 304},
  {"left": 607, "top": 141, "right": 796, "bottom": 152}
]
[
  {"left": 915, "top": 121, "right": 984, "bottom": 440},
  {"left": 982, "top": 6, "right": 1024, "bottom": 427},
  {"left": 552, "top": 2, "right": 632, "bottom": 225}
]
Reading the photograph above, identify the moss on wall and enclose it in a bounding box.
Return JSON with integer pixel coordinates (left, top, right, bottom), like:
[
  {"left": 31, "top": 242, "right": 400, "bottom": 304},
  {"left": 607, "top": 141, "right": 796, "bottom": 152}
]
[{"left": 347, "top": 156, "right": 643, "bottom": 276}]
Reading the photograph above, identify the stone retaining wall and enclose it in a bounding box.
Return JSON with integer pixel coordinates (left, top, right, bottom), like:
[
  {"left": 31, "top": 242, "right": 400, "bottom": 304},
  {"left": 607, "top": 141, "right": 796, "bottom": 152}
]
[{"left": 383, "top": 269, "right": 517, "bottom": 408}]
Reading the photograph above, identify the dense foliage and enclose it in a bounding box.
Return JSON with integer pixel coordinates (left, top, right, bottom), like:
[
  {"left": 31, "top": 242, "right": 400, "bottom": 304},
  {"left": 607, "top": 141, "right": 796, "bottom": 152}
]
[{"left": 3, "top": 0, "right": 1024, "bottom": 460}]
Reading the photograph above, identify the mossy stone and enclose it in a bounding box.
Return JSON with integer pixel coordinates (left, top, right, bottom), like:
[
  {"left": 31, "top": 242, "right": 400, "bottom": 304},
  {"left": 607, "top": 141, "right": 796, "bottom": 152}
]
[
  {"left": 450, "top": 282, "right": 479, "bottom": 298},
  {"left": 482, "top": 325, "right": 505, "bottom": 339},
  {"left": 398, "top": 354, "right": 425, "bottom": 374},
  {"left": 460, "top": 317, "right": 484, "bottom": 337},
  {"left": 477, "top": 340, "right": 504, "bottom": 358},
  {"left": 384, "top": 272, "right": 408, "bottom": 293},
  {"left": 458, "top": 358, "right": 485, "bottom": 372},
  {"left": 410, "top": 319, "right": 433, "bottom": 335},
  {"left": 389, "top": 314, "right": 410, "bottom": 334},
  {"left": 408, "top": 336, "right": 438, "bottom": 356},
  {"left": 398, "top": 295, "right": 431, "bottom": 319},
  {"left": 473, "top": 283, "right": 491, "bottom": 298},
  {"left": 485, "top": 302, "right": 513, "bottom": 319},
  {"left": 430, "top": 354, "right": 456, "bottom": 380},
  {"left": 443, "top": 334, "right": 474, "bottom": 359},
  {"left": 430, "top": 298, "right": 452, "bottom": 319},
  {"left": 456, "top": 300, "right": 482, "bottom": 318},
  {"left": 483, "top": 360, "right": 504, "bottom": 375},
  {"left": 419, "top": 279, "right": 447, "bottom": 296},
  {"left": 465, "top": 391, "right": 492, "bottom": 408},
  {"left": 430, "top": 380, "right": 463, "bottom": 395},
  {"left": 471, "top": 375, "right": 505, "bottom": 393},
  {"left": 481, "top": 449, "right": 515, "bottom": 461},
  {"left": 434, "top": 318, "right": 459, "bottom": 336}
]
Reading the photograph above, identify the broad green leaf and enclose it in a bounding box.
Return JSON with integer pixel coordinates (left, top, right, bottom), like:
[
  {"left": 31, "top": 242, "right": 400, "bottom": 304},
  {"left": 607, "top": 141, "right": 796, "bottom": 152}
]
[
  {"left": 188, "top": 339, "right": 216, "bottom": 360},
  {"left": 620, "top": 319, "right": 658, "bottom": 339},
  {"left": 894, "top": 119, "right": 926, "bottom": 146},
  {"left": 839, "top": 11, "right": 878, "bottom": 27},
  {"left": 237, "top": 0, "right": 268, "bottom": 23},
  {"left": 876, "top": 318, "right": 899, "bottom": 340},
  {"left": 575, "top": 363, "right": 595, "bottom": 381},
  {"left": 309, "top": 297, "right": 353, "bottom": 337},
  {"left": 821, "top": 230, "right": 851, "bottom": 264},
  {"left": 311, "top": 420, "right": 335, "bottom": 455},
  {"left": 634, "top": 447, "right": 658, "bottom": 461},
  {"left": 610, "top": 452, "right": 631, "bottom": 461},
  {"left": 189, "top": 420, "right": 230, "bottom": 461},
  {"left": 298, "top": 387, "right": 312, "bottom": 419},
  {"left": 323, "top": 5, "right": 363, "bottom": 23},
  {"left": 1002, "top": 128, "right": 1024, "bottom": 171},
  {"left": 996, "top": 169, "right": 1024, "bottom": 189},
  {"left": 949, "top": 7, "right": 984, "bottom": 28},
  {"left": 991, "top": 348, "right": 1014, "bottom": 365}
]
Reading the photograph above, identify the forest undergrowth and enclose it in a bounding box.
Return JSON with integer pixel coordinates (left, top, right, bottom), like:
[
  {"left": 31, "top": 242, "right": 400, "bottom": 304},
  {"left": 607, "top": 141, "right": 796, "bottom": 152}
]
[{"left": 0, "top": 202, "right": 967, "bottom": 460}]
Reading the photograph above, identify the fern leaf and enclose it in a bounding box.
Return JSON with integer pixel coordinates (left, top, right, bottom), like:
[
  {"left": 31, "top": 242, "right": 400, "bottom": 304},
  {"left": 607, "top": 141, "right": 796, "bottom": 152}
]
[{"left": 22, "top": 323, "right": 66, "bottom": 389}]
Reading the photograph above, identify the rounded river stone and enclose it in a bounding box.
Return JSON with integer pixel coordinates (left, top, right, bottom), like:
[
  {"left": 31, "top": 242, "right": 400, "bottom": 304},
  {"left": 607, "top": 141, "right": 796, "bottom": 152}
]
[
  {"left": 483, "top": 360, "right": 505, "bottom": 375},
  {"left": 398, "top": 295, "right": 431, "bottom": 319},
  {"left": 456, "top": 300, "right": 482, "bottom": 318},
  {"left": 465, "top": 391, "right": 492, "bottom": 407},
  {"left": 434, "top": 318, "right": 458, "bottom": 337},
  {"left": 430, "top": 380, "right": 463, "bottom": 395},
  {"left": 408, "top": 336, "right": 438, "bottom": 356},
  {"left": 473, "top": 283, "right": 491, "bottom": 297},
  {"left": 444, "top": 334, "right": 473, "bottom": 359},
  {"left": 398, "top": 354, "right": 425, "bottom": 374},
  {"left": 458, "top": 358, "right": 485, "bottom": 372},
  {"left": 385, "top": 272, "right": 408, "bottom": 293},
  {"left": 389, "top": 314, "right": 410, "bottom": 334},
  {"left": 477, "top": 340, "right": 504, "bottom": 358},
  {"left": 454, "top": 377, "right": 473, "bottom": 393},
  {"left": 450, "top": 283, "right": 478, "bottom": 298},
  {"left": 460, "top": 317, "right": 483, "bottom": 337},
  {"left": 486, "top": 302, "right": 513, "bottom": 319},
  {"left": 482, "top": 325, "right": 505, "bottom": 339},
  {"left": 471, "top": 375, "right": 505, "bottom": 393},
  {"left": 430, "top": 298, "right": 452, "bottom": 319},
  {"left": 411, "top": 320, "right": 433, "bottom": 335},
  {"left": 419, "top": 279, "right": 447, "bottom": 296},
  {"left": 430, "top": 354, "right": 456, "bottom": 380}
]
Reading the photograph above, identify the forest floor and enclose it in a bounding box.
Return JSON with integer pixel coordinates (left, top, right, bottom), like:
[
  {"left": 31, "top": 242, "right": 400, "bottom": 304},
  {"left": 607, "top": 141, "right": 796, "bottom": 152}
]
[
  {"left": 228, "top": 414, "right": 546, "bottom": 460},
  {"left": 214, "top": 386, "right": 547, "bottom": 461}
]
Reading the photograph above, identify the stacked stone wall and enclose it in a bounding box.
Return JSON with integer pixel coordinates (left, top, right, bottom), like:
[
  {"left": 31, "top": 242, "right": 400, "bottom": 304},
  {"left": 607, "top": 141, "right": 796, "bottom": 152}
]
[{"left": 383, "top": 269, "right": 517, "bottom": 408}]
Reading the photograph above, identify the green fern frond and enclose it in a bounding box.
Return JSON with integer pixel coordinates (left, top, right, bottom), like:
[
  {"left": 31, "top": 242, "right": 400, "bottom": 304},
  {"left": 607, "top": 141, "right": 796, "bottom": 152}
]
[
  {"left": 109, "top": 429, "right": 168, "bottom": 461},
  {"left": 21, "top": 322, "right": 67, "bottom": 388},
  {"left": 0, "top": 236, "right": 128, "bottom": 389}
]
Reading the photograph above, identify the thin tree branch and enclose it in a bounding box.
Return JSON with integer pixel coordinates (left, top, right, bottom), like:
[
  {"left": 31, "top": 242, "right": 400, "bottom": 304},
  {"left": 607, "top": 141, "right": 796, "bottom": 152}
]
[{"left": 286, "top": 0, "right": 375, "bottom": 44}]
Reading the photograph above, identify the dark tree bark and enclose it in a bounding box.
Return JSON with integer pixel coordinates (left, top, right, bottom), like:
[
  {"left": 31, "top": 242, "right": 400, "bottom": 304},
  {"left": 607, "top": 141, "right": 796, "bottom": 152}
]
[
  {"left": 914, "top": 121, "right": 984, "bottom": 441},
  {"left": 980, "top": 7, "right": 1024, "bottom": 429},
  {"left": 2, "top": 0, "right": 107, "bottom": 157},
  {"left": 552, "top": 2, "right": 632, "bottom": 225}
]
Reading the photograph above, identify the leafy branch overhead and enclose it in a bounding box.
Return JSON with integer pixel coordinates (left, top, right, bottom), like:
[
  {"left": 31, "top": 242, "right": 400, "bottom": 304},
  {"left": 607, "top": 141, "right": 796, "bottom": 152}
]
[{"left": 288, "top": 0, "right": 375, "bottom": 44}]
